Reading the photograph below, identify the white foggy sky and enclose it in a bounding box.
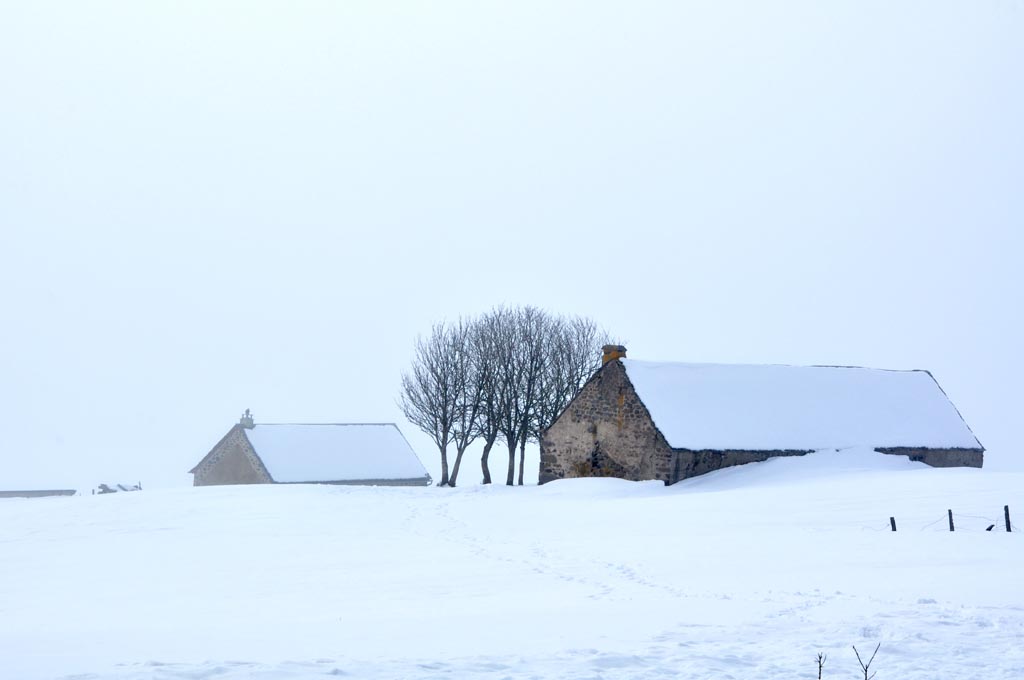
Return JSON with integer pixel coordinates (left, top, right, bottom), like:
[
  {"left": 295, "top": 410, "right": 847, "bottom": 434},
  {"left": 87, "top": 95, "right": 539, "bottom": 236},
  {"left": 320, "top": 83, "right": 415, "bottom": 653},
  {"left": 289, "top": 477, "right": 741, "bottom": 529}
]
[{"left": 1, "top": 2, "right": 1021, "bottom": 488}]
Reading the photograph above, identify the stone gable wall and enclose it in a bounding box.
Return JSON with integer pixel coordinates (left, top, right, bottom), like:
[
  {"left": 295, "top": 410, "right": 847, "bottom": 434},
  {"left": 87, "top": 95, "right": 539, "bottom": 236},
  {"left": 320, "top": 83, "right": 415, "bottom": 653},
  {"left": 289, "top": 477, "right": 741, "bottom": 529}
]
[
  {"left": 193, "top": 427, "right": 272, "bottom": 486},
  {"left": 540, "top": 360, "right": 675, "bottom": 484}
]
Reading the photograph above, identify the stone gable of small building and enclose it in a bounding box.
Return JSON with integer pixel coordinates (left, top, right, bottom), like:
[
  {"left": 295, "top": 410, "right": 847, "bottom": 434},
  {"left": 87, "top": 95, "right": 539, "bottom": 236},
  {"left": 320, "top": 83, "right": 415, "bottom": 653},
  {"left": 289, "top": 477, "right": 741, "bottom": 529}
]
[
  {"left": 191, "top": 425, "right": 272, "bottom": 486},
  {"left": 540, "top": 360, "right": 675, "bottom": 484}
]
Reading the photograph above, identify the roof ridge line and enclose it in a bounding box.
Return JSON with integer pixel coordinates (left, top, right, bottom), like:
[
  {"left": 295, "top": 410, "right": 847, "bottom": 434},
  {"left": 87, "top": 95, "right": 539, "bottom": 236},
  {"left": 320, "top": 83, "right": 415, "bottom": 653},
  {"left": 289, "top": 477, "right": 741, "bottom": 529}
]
[
  {"left": 253, "top": 422, "right": 398, "bottom": 426},
  {"left": 623, "top": 358, "right": 927, "bottom": 373}
]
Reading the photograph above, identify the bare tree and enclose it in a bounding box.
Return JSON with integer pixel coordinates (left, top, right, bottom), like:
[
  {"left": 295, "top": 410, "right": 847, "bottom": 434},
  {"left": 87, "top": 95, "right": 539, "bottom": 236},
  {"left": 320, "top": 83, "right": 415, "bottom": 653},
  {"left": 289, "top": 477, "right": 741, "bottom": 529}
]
[
  {"left": 514, "top": 307, "right": 551, "bottom": 485},
  {"left": 491, "top": 308, "right": 528, "bottom": 486},
  {"left": 447, "top": 318, "right": 482, "bottom": 487},
  {"left": 400, "top": 323, "right": 459, "bottom": 486},
  {"left": 472, "top": 310, "right": 505, "bottom": 485},
  {"left": 815, "top": 652, "right": 827, "bottom": 680}
]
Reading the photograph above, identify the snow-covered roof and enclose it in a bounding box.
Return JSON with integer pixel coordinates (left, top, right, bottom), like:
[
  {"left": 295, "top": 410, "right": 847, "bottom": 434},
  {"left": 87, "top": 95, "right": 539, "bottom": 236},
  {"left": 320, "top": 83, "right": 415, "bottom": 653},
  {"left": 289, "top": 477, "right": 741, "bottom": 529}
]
[
  {"left": 243, "top": 423, "right": 430, "bottom": 483},
  {"left": 621, "top": 360, "right": 981, "bottom": 451}
]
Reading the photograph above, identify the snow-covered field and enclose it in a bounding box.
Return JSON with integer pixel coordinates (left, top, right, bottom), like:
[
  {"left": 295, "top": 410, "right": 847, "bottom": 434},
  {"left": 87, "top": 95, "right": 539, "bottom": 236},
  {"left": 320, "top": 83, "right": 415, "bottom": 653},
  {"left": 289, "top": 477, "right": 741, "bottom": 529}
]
[{"left": 2, "top": 450, "right": 1022, "bottom": 679}]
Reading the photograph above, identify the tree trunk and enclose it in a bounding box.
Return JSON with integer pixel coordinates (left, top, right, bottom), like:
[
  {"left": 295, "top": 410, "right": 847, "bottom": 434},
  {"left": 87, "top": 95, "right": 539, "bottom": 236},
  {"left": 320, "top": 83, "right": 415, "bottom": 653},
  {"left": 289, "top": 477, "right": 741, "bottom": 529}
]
[
  {"left": 506, "top": 442, "right": 516, "bottom": 485},
  {"left": 481, "top": 436, "right": 495, "bottom": 484},
  {"left": 517, "top": 438, "right": 527, "bottom": 485},
  {"left": 438, "top": 445, "right": 450, "bottom": 486},
  {"left": 449, "top": 445, "right": 467, "bottom": 487}
]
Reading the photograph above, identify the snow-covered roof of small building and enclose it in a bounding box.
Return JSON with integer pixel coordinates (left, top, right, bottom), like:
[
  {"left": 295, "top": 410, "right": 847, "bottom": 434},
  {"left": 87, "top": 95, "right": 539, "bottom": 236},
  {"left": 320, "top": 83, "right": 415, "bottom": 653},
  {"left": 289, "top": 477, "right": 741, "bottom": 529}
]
[
  {"left": 243, "top": 423, "right": 430, "bottom": 483},
  {"left": 621, "top": 359, "right": 981, "bottom": 452}
]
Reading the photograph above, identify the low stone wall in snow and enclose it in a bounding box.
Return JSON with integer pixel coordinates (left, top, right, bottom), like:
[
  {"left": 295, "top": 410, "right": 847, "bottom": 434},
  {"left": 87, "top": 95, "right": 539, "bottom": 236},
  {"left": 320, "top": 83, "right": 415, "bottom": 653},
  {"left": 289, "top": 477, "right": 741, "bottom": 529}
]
[{"left": 876, "top": 447, "right": 983, "bottom": 468}]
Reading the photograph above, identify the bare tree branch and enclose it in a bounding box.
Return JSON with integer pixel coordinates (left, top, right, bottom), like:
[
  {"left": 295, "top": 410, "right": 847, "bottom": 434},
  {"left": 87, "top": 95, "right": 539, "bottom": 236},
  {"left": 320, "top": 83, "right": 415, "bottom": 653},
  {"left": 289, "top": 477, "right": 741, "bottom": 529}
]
[
  {"left": 473, "top": 307, "right": 509, "bottom": 485},
  {"left": 448, "top": 318, "right": 482, "bottom": 487},
  {"left": 400, "top": 323, "right": 459, "bottom": 486}
]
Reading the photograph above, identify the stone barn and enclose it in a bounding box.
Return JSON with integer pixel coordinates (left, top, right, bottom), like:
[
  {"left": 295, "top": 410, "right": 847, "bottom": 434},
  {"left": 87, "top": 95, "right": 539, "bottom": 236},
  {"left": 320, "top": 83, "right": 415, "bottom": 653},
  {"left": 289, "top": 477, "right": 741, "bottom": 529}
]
[
  {"left": 191, "top": 411, "right": 432, "bottom": 487},
  {"left": 539, "top": 346, "right": 983, "bottom": 485}
]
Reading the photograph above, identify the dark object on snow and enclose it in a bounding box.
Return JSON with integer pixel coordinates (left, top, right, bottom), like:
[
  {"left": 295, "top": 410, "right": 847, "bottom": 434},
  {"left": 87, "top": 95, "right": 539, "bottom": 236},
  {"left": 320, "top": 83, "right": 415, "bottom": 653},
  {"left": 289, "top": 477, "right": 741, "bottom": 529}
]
[{"left": 95, "top": 482, "right": 142, "bottom": 494}]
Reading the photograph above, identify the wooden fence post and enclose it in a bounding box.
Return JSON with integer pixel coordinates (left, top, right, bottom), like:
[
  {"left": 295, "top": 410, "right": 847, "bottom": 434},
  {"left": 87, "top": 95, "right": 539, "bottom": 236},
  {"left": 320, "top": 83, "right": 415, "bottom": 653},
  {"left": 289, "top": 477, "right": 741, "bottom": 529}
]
[
  {"left": 948, "top": 509, "right": 954, "bottom": 532},
  {"left": 1006, "top": 505, "right": 1012, "bottom": 533},
  {"left": 890, "top": 517, "right": 897, "bottom": 532}
]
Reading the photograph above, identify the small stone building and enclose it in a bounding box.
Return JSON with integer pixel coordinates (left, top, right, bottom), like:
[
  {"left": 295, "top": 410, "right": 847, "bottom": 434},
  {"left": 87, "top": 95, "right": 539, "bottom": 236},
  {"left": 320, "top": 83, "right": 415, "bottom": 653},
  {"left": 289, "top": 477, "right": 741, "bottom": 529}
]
[
  {"left": 539, "top": 347, "right": 983, "bottom": 485},
  {"left": 191, "top": 411, "right": 432, "bottom": 487}
]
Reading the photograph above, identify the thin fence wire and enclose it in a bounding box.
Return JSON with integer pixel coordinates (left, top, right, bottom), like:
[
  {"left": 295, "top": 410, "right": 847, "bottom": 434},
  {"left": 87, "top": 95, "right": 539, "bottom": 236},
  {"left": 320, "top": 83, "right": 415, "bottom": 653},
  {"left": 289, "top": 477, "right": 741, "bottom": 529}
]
[
  {"left": 919, "top": 515, "right": 948, "bottom": 531},
  {"left": 957, "top": 513, "right": 998, "bottom": 522}
]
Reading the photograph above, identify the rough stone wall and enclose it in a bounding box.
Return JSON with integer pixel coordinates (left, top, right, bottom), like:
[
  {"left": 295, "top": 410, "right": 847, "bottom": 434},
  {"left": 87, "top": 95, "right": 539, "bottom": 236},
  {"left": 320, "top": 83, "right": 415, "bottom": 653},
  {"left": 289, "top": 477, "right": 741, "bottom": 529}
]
[
  {"left": 669, "top": 446, "right": 984, "bottom": 481},
  {"left": 671, "top": 448, "right": 823, "bottom": 481},
  {"left": 876, "top": 447, "right": 984, "bottom": 468},
  {"left": 192, "top": 426, "right": 272, "bottom": 486},
  {"left": 540, "top": 360, "right": 675, "bottom": 484},
  {"left": 667, "top": 448, "right": 812, "bottom": 484}
]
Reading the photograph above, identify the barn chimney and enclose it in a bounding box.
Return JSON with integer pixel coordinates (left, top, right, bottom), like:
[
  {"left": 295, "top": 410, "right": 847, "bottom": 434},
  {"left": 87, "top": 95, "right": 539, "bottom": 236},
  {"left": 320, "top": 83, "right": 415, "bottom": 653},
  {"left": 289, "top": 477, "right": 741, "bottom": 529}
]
[
  {"left": 239, "top": 408, "right": 254, "bottom": 429},
  {"left": 602, "top": 344, "right": 627, "bottom": 365}
]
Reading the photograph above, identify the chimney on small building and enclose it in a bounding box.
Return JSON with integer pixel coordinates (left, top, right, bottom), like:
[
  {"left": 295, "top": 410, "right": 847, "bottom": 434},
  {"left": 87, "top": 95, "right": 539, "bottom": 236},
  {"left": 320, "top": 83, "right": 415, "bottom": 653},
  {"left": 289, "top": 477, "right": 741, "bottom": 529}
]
[
  {"left": 239, "top": 408, "right": 255, "bottom": 429},
  {"left": 602, "top": 344, "right": 627, "bottom": 365}
]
